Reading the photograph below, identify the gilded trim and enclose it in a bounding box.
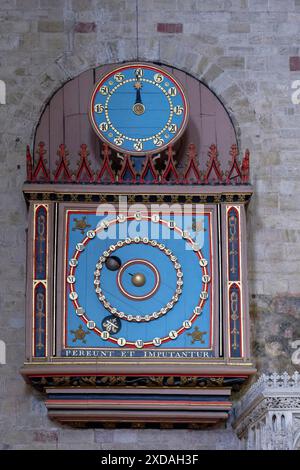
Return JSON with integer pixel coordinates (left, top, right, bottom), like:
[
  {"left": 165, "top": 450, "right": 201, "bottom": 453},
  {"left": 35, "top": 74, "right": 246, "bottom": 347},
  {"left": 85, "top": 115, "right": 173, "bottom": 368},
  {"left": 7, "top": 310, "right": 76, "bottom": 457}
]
[
  {"left": 226, "top": 205, "right": 243, "bottom": 358},
  {"left": 32, "top": 204, "right": 49, "bottom": 357},
  {"left": 24, "top": 192, "right": 252, "bottom": 205}
]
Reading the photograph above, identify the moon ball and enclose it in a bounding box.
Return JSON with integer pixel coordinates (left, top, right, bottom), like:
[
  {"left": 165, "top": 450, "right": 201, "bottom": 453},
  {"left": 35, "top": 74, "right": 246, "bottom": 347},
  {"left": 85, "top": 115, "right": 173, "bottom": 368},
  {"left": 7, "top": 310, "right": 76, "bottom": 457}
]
[{"left": 105, "top": 256, "right": 121, "bottom": 271}]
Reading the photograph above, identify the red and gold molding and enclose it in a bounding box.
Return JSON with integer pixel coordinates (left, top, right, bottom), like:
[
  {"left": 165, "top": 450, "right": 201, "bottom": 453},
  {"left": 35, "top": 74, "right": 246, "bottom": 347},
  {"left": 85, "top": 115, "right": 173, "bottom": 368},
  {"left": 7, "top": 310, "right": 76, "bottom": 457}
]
[
  {"left": 32, "top": 204, "right": 48, "bottom": 357},
  {"left": 226, "top": 205, "right": 243, "bottom": 358}
]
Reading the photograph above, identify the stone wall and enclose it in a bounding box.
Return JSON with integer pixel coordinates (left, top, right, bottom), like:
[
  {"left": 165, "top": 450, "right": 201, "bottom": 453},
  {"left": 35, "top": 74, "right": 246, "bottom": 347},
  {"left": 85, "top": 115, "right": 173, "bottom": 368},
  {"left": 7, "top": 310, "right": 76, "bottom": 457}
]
[{"left": 0, "top": 0, "right": 300, "bottom": 449}]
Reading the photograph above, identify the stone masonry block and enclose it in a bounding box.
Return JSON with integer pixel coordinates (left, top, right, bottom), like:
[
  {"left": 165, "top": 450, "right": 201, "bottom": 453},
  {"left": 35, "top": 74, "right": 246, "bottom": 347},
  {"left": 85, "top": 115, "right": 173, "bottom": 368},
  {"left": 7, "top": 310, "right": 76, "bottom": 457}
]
[
  {"left": 157, "top": 23, "right": 183, "bottom": 33},
  {"left": 228, "top": 22, "right": 251, "bottom": 33},
  {"left": 218, "top": 56, "right": 245, "bottom": 69},
  {"left": 289, "top": 56, "right": 300, "bottom": 71},
  {"left": 16, "top": 0, "right": 39, "bottom": 9},
  {"left": 72, "top": 0, "right": 95, "bottom": 11},
  {"left": 74, "top": 22, "right": 96, "bottom": 33},
  {"left": 38, "top": 21, "right": 65, "bottom": 33}
]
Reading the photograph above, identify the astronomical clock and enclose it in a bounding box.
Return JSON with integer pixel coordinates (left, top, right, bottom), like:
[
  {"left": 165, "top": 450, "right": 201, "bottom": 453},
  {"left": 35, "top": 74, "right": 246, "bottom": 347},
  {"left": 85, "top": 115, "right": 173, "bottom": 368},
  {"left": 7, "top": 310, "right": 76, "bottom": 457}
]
[{"left": 21, "top": 63, "right": 255, "bottom": 426}]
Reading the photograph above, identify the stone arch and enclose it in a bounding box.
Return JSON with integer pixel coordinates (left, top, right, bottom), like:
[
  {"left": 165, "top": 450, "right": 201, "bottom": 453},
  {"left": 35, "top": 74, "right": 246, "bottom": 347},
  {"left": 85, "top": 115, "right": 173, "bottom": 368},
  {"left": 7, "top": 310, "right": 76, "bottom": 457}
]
[
  {"left": 13, "top": 44, "right": 258, "bottom": 155},
  {"left": 148, "top": 37, "right": 258, "bottom": 151},
  {"left": 32, "top": 61, "right": 240, "bottom": 179}
]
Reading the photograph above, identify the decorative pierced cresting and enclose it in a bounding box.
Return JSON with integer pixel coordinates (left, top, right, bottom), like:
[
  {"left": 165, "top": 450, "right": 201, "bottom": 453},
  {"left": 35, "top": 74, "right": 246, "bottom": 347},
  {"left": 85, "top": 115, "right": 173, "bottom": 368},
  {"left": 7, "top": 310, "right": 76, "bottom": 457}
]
[
  {"left": 233, "top": 372, "right": 300, "bottom": 450},
  {"left": 140, "top": 154, "right": 159, "bottom": 184},
  {"left": 235, "top": 371, "right": 300, "bottom": 418},
  {"left": 96, "top": 144, "right": 115, "bottom": 183},
  {"left": 118, "top": 153, "right": 137, "bottom": 183},
  {"left": 53, "top": 144, "right": 72, "bottom": 183},
  {"left": 183, "top": 144, "right": 201, "bottom": 184},
  {"left": 26, "top": 142, "right": 250, "bottom": 185},
  {"left": 29, "top": 142, "right": 50, "bottom": 182},
  {"left": 161, "top": 145, "right": 180, "bottom": 184},
  {"left": 203, "top": 144, "right": 223, "bottom": 184},
  {"left": 74, "top": 144, "right": 94, "bottom": 183}
]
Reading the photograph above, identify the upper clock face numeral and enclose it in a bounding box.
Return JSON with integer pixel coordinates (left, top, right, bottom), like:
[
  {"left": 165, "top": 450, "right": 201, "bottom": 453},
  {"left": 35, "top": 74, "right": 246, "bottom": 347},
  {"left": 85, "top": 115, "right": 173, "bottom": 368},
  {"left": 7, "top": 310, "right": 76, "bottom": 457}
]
[
  {"left": 99, "top": 86, "right": 109, "bottom": 95},
  {"left": 153, "top": 136, "right": 164, "bottom": 147},
  {"left": 114, "top": 136, "right": 124, "bottom": 146},
  {"left": 168, "top": 123, "right": 177, "bottom": 133},
  {"left": 114, "top": 72, "right": 125, "bottom": 82},
  {"left": 94, "top": 103, "right": 104, "bottom": 113},
  {"left": 90, "top": 63, "right": 189, "bottom": 154},
  {"left": 133, "top": 141, "right": 143, "bottom": 151},
  {"left": 99, "top": 122, "right": 109, "bottom": 132},
  {"left": 135, "top": 68, "right": 143, "bottom": 78},
  {"left": 168, "top": 87, "right": 177, "bottom": 96},
  {"left": 154, "top": 73, "right": 163, "bottom": 83},
  {"left": 174, "top": 105, "right": 184, "bottom": 115}
]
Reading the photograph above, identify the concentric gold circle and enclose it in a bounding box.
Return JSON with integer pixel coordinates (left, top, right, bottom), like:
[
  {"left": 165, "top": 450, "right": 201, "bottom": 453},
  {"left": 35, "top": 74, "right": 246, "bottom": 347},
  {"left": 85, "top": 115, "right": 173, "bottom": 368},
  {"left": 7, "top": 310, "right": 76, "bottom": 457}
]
[{"left": 94, "top": 238, "right": 183, "bottom": 322}]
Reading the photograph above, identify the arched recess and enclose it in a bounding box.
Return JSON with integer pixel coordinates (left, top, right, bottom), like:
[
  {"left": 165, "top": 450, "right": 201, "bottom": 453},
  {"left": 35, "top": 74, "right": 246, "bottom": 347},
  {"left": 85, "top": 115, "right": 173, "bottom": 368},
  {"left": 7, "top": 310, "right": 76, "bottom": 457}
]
[{"left": 32, "top": 62, "right": 238, "bottom": 179}]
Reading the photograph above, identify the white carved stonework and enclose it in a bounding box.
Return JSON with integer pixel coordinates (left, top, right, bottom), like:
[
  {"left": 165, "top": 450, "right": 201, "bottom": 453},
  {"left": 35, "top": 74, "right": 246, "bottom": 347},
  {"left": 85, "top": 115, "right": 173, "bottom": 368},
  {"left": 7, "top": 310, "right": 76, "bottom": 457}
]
[{"left": 233, "top": 372, "right": 300, "bottom": 450}]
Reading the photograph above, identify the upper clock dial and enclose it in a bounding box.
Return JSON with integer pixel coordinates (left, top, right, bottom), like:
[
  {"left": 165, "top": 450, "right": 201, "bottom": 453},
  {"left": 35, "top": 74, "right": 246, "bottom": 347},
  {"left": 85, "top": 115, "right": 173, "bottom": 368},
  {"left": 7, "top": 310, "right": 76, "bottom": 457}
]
[{"left": 89, "top": 63, "right": 189, "bottom": 155}]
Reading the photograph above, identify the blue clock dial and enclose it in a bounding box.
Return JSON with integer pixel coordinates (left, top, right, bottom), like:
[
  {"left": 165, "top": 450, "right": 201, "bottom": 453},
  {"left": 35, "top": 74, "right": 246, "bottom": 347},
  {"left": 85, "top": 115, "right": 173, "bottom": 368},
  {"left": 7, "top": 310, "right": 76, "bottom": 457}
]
[
  {"left": 64, "top": 208, "right": 215, "bottom": 357},
  {"left": 89, "top": 64, "right": 189, "bottom": 155}
]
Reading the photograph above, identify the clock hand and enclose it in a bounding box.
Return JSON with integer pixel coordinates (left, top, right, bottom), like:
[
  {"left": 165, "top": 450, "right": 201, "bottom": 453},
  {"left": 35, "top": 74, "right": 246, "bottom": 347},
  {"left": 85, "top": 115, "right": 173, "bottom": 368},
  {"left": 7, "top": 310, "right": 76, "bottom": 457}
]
[
  {"left": 133, "top": 74, "right": 145, "bottom": 116},
  {"left": 134, "top": 74, "right": 143, "bottom": 103},
  {"left": 135, "top": 87, "right": 142, "bottom": 105},
  {"left": 134, "top": 71, "right": 143, "bottom": 99}
]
